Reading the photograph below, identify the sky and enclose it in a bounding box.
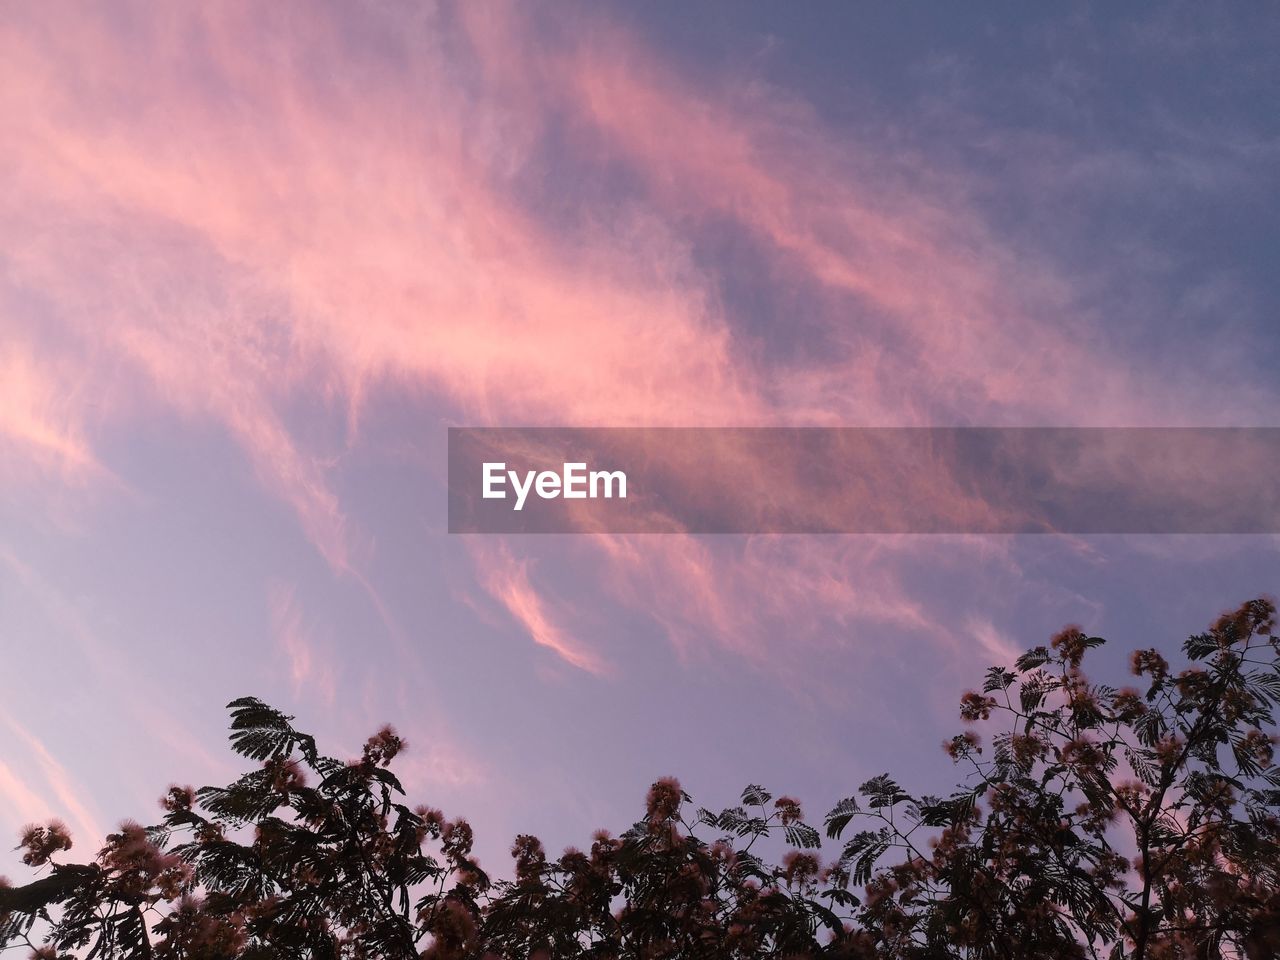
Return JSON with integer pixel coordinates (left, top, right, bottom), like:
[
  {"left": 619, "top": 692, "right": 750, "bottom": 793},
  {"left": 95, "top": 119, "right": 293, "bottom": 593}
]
[{"left": 2, "top": 1, "right": 1279, "bottom": 876}]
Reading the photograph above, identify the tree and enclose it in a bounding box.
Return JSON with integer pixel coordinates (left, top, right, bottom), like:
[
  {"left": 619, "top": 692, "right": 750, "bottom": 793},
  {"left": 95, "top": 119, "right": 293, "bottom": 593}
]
[
  {"left": 826, "top": 600, "right": 1280, "bottom": 959},
  {"left": 2, "top": 599, "right": 1278, "bottom": 959}
]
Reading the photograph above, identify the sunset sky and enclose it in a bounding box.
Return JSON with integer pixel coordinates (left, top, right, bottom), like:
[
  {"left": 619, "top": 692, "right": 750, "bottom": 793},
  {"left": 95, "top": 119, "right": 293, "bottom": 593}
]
[{"left": 2, "top": 2, "right": 1279, "bottom": 874}]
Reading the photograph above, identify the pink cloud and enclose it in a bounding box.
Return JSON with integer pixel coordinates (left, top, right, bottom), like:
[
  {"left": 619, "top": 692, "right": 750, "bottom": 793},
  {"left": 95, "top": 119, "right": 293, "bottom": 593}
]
[
  {"left": 268, "top": 583, "right": 337, "bottom": 707},
  {"left": 2, "top": 1, "right": 1275, "bottom": 680},
  {"left": 0, "top": 709, "right": 104, "bottom": 847},
  {"left": 0, "top": 344, "right": 104, "bottom": 483},
  {"left": 0, "top": 759, "right": 50, "bottom": 828},
  {"left": 965, "top": 616, "right": 1024, "bottom": 667},
  {"left": 0, "top": 548, "right": 238, "bottom": 783},
  {"left": 473, "top": 542, "right": 609, "bottom": 677}
]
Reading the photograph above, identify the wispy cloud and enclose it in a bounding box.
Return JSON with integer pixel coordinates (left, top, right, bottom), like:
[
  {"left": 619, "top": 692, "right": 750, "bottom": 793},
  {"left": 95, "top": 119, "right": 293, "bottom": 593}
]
[
  {"left": 1, "top": 0, "right": 1275, "bottom": 683},
  {"left": 0, "top": 344, "right": 104, "bottom": 482},
  {"left": 0, "top": 709, "right": 104, "bottom": 846},
  {"left": 268, "top": 582, "right": 337, "bottom": 706},
  {"left": 0, "top": 549, "right": 238, "bottom": 784},
  {"left": 474, "top": 542, "right": 609, "bottom": 676},
  {"left": 0, "top": 760, "right": 51, "bottom": 832}
]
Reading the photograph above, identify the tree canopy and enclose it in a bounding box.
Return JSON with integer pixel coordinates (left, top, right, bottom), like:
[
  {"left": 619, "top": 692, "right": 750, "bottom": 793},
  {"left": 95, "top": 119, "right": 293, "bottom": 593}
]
[{"left": 3, "top": 599, "right": 1279, "bottom": 959}]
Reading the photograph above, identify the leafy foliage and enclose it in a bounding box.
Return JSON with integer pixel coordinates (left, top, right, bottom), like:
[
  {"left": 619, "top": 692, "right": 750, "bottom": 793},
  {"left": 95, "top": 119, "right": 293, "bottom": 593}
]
[{"left": 2, "top": 600, "right": 1278, "bottom": 958}]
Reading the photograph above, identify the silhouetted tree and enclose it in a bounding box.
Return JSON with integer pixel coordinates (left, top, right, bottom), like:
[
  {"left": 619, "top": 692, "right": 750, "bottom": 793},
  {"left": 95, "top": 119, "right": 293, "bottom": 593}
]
[
  {"left": 3, "top": 599, "right": 1278, "bottom": 959},
  {"left": 825, "top": 599, "right": 1280, "bottom": 959}
]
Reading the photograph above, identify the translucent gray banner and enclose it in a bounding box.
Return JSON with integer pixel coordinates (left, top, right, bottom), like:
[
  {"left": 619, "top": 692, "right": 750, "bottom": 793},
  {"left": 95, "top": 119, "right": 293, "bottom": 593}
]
[{"left": 448, "top": 428, "right": 1280, "bottom": 534}]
